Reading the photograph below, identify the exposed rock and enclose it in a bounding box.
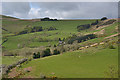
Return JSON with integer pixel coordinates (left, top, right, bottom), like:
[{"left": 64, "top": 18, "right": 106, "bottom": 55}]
[
  {"left": 2, "top": 58, "right": 28, "bottom": 75},
  {"left": 94, "top": 29, "right": 105, "bottom": 35}
]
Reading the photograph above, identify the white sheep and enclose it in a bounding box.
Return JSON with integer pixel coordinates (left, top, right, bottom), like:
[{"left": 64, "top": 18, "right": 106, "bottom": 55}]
[
  {"left": 85, "top": 46, "right": 89, "bottom": 48},
  {"left": 90, "top": 43, "right": 98, "bottom": 47},
  {"left": 79, "top": 47, "right": 85, "bottom": 50},
  {"left": 99, "top": 42, "right": 105, "bottom": 45}
]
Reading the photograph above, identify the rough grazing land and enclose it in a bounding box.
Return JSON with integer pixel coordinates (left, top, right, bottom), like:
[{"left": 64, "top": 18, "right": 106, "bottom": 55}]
[{"left": 2, "top": 15, "right": 118, "bottom": 78}]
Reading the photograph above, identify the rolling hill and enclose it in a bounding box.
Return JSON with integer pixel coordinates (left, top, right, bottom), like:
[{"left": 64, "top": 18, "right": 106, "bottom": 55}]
[{"left": 1, "top": 15, "right": 118, "bottom": 78}]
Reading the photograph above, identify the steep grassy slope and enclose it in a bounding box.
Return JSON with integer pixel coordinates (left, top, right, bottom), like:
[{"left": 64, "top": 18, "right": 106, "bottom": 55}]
[
  {"left": 2, "top": 56, "right": 23, "bottom": 65},
  {"left": 2, "top": 15, "right": 96, "bottom": 34},
  {"left": 19, "top": 45, "right": 118, "bottom": 78},
  {"left": 2, "top": 15, "right": 118, "bottom": 78},
  {"left": 2, "top": 20, "right": 118, "bottom": 51},
  {"left": 2, "top": 19, "right": 96, "bottom": 51}
]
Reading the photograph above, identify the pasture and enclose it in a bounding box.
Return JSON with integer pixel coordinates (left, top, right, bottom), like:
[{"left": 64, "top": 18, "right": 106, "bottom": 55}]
[
  {"left": 19, "top": 45, "right": 118, "bottom": 78},
  {"left": 1, "top": 15, "right": 118, "bottom": 78}
]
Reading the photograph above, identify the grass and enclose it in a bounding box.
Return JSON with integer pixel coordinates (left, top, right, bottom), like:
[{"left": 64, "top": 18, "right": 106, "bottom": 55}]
[
  {"left": 2, "top": 18, "right": 96, "bottom": 33},
  {"left": 2, "top": 20, "right": 96, "bottom": 51},
  {"left": 20, "top": 45, "right": 118, "bottom": 78},
  {"left": 2, "top": 56, "right": 23, "bottom": 65},
  {"left": 2, "top": 17, "right": 117, "bottom": 51},
  {"left": 2, "top": 16, "right": 118, "bottom": 78}
]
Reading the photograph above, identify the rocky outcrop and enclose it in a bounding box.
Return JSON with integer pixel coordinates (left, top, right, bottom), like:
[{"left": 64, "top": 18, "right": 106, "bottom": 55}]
[{"left": 2, "top": 58, "right": 28, "bottom": 75}]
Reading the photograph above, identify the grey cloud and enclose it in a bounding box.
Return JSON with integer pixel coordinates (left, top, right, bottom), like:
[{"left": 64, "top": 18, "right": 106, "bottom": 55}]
[
  {"left": 2, "top": 2, "right": 31, "bottom": 18},
  {"left": 29, "top": 2, "right": 118, "bottom": 19},
  {"left": 2, "top": 2, "right": 118, "bottom": 19}
]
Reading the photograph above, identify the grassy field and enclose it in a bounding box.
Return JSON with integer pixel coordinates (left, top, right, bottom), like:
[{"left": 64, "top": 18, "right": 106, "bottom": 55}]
[
  {"left": 19, "top": 45, "right": 118, "bottom": 78},
  {"left": 2, "top": 17, "right": 96, "bottom": 34},
  {"left": 1, "top": 15, "right": 118, "bottom": 78},
  {"left": 2, "top": 19, "right": 96, "bottom": 51},
  {"left": 2, "top": 20, "right": 118, "bottom": 51},
  {"left": 2, "top": 56, "right": 23, "bottom": 65}
]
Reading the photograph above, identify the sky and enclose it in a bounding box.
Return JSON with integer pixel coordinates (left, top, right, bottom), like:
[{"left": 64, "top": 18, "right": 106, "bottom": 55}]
[{"left": 1, "top": 2, "right": 119, "bottom": 19}]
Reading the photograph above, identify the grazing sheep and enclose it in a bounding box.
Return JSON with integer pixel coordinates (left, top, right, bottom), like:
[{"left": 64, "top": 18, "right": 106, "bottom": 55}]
[
  {"left": 79, "top": 47, "right": 85, "bottom": 50},
  {"left": 100, "top": 42, "right": 105, "bottom": 45},
  {"left": 85, "top": 46, "right": 89, "bottom": 48},
  {"left": 90, "top": 43, "right": 98, "bottom": 47}
]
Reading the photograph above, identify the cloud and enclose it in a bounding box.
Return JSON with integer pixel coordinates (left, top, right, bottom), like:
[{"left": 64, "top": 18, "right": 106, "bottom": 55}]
[
  {"left": 0, "top": 2, "right": 2, "bottom": 15},
  {"left": 28, "top": 8, "right": 41, "bottom": 18},
  {"left": 28, "top": 2, "right": 118, "bottom": 19},
  {"left": 2, "top": 2, "right": 118, "bottom": 19},
  {"left": 2, "top": 0, "right": 119, "bottom": 2},
  {"left": 2, "top": 2, "right": 31, "bottom": 18}
]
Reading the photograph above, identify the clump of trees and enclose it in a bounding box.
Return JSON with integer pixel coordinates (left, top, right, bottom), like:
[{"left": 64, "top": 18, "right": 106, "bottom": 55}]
[
  {"left": 53, "top": 49, "right": 60, "bottom": 55},
  {"left": 77, "top": 24, "right": 90, "bottom": 31},
  {"left": 46, "top": 27, "right": 57, "bottom": 31},
  {"left": 33, "top": 26, "right": 43, "bottom": 32},
  {"left": 32, "top": 48, "right": 61, "bottom": 59},
  {"left": 100, "top": 19, "right": 116, "bottom": 26},
  {"left": 77, "top": 20, "right": 100, "bottom": 31},
  {"left": 18, "top": 26, "right": 57, "bottom": 35},
  {"left": 41, "top": 17, "right": 58, "bottom": 21},
  {"left": 91, "top": 20, "right": 99, "bottom": 25},
  {"left": 109, "top": 45, "right": 115, "bottom": 49},
  {"left": 67, "top": 34, "right": 96, "bottom": 44},
  {"left": 33, "top": 52, "right": 40, "bottom": 59},
  {"left": 18, "top": 29, "right": 28, "bottom": 34},
  {"left": 42, "top": 48, "right": 51, "bottom": 57},
  {"left": 18, "top": 26, "right": 43, "bottom": 35},
  {"left": 101, "top": 17, "right": 107, "bottom": 21}
]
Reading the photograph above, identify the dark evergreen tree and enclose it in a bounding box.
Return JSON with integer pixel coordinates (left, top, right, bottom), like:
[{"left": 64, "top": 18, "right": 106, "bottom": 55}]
[
  {"left": 53, "top": 49, "right": 60, "bottom": 55},
  {"left": 36, "top": 52, "right": 40, "bottom": 58},
  {"left": 42, "top": 48, "right": 51, "bottom": 57},
  {"left": 33, "top": 53, "right": 37, "bottom": 59}
]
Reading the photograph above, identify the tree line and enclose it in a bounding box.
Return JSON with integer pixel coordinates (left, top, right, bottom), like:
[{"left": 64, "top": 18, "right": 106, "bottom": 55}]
[
  {"left": 18, "top": 26, "right": 57, "bottom": 35},
  {"left": 33, "top": 48, "right": 60, "bottom": 59},
  {"left": 67, "top": 34, "right": 97, "bottom": 44},
  {"left": 77, "top": 17, "right": 108, "bottom": 31}
]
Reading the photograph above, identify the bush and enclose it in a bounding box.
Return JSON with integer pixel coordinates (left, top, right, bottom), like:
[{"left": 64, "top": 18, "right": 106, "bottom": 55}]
[
  {"left": 91, "top": 20, "right": 99, "bottom": 25},
  {"left": 42, "top": 48, "right": 51, "bottom": 57},
  {"left": 33, "top": 53, "right": 36, "bottom": 59},
  {"left": 33, "top": 26, "right": 43, "bottom": 32},
  {"left": 109, "top": 45, "right": 115, "bottom": 49},
  {"left": 33, "top": 52, "right": 40, "bottom": 59},
  {"left": 100, "top": 19, "right": 116, "bottom": 26},
  {"left": 36, "top": 52, "right": 40, "bottom": 58},
  {"left": 77, "top": 24, "right": 90, "bottom": 31},
  {"left": 54, "top": 44, "right": 57, "bottom": 47},
  {"left": 18, "top": 26, "right": 43, "bottom": 35},
  {"left": 47, "top": 27, "right": 57, "bottom": 31},
  {"left": 68, "top": 34, "right": 96, "bottom": 44},
  {"left": 53, "top": 49, "right": 60, "bottom": 55},
  {"left": 18, "top": 29, "right": 28, "bottom": 35}
]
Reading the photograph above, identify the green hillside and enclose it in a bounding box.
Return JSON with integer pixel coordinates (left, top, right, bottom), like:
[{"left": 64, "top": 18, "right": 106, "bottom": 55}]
[
  {"left": 1, "top": 15, "right": 118, "bottom": 78},
  {"left": 21, "top": 48, "right": 118, "bottom": 78}
]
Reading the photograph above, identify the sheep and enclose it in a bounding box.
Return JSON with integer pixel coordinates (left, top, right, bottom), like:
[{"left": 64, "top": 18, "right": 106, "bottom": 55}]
[
  {"left": 90, "top": 43, "right": 98, "bottom": 47},
  {"left": 85, "top": 46, "right": 89, "bottom": 48},
  {"left": 79, "top": 47, "right": 85, "bottom": 50},
  {"left": 99, "top": 42, "right": 105, "bottom": 45}
]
